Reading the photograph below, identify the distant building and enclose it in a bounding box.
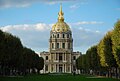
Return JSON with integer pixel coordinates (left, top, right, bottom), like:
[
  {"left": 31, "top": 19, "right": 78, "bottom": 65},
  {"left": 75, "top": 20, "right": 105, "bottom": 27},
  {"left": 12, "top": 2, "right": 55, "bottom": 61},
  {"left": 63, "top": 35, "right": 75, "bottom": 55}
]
[{"left": 40, "top": 5, "right": 81, "bottom": 73}]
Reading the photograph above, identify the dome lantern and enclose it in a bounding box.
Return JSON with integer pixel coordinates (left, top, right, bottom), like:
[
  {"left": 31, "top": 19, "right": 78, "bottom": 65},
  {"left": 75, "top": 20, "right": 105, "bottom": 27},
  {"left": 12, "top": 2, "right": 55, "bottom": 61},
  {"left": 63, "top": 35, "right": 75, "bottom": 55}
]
[{"left": 58, "top": 4, "right": 64, "bottom": 22}]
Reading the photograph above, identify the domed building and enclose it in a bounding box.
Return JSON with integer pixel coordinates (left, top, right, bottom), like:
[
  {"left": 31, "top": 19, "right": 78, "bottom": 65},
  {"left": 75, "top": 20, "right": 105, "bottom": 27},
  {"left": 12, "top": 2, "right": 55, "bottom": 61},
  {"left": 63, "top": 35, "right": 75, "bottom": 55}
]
[{"left": 40, "top": 5, "right": 81, "bottom": 73}]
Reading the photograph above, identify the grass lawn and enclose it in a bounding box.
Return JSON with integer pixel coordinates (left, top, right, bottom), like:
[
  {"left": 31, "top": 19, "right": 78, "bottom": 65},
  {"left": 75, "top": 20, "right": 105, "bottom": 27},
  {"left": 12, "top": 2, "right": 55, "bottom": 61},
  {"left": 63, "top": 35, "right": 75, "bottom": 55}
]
[{"left": 0, "top": 74, "right": 119, "bottom": 81}]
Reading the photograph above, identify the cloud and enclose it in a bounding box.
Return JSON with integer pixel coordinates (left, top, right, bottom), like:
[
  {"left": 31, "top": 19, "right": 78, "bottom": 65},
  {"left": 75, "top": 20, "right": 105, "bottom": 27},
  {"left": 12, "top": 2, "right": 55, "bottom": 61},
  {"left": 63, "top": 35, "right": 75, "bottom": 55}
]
[
  {"left": 1, "top": 23, "right": 51, "bottom": 32},
  {"left": 0, "top": 22, "right": 104, "bottom": 53},
  {"left": 72, "top": 27, "right": 103, "bottom": 46},
  {"left": 116, "top": 8, "right": 120, "bottom": 11},
  {"left": 0, "top": 0, "right": 32, "bottom": 8},
  {"left": 0, "top": 23, "right": 51, "bottom": 53},
  {"left": 72, "top": 21, "right": 104, "bottom": 25},
  {"left": 72, "top": 27, "right": 104, "bottom": 53},
  {"left": 70, "top": 4, "right": 80, "bottom": 9},
  {"left": 70, "top": 2, "right": 88, "bottom": 10},
  {"left": 0, "top": 0, "right": 79, "bottom": 8}
]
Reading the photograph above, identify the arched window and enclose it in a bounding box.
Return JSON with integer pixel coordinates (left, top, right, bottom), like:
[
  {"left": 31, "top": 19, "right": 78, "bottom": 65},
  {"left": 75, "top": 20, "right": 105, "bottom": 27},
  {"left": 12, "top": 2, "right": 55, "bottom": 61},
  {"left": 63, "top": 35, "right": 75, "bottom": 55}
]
[
  {"left": 68, "top": 43, "right": 70, "bottom": 49},
  {"left": 62, "top": 43, "right": 65, "bottom": 48},
  {"left": 59, "top": 54, "right": 62, "bottom": 61},
  {"left": 52, "top": 43, "right": 54, "bottom": 48},
  {"left": 63, "top": 34, "right": 65, "bottom": 38},
  {"left": 57, "top": 43, "right": 59, "bottom": 48},
  {"left": 46, "top": 56, "right": 48, "bottom": 60},
  {"left": 45, "top": 65, "right": 48, "bottom": 71},
  {"left": 73, "top": 56, "right": 76, "bottom": 60},
  {"left": 67, "top": 34, "right": 69, "bottom": 38},
  {"left": 57, "top": 34, "right": 59, "bottom": 38}
]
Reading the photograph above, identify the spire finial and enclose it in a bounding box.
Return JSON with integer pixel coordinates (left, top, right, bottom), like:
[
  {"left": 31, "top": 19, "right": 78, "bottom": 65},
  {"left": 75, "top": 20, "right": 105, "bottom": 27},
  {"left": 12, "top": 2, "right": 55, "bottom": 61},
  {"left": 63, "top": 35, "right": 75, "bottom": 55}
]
[
  {"left": 60, "top": 3, "right": 62, "bottom": 13},
  {"left": 58, "top": 3, "right": 64, "bottom": 22}
]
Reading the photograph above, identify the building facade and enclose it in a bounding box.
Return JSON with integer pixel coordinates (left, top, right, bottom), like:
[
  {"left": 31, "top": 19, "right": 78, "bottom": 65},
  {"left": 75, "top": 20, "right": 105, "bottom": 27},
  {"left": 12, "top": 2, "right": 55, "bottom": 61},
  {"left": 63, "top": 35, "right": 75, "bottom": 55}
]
[{"left": 40, "top": 5, "right": 81, "bottom": 73}]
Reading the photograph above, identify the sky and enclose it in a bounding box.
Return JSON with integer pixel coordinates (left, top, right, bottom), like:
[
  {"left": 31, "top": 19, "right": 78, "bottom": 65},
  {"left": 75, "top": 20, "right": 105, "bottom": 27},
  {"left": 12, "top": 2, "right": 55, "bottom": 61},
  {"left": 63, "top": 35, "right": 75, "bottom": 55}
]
[{"left": 0, "top": 0, "right": 120, "bottom": 54}]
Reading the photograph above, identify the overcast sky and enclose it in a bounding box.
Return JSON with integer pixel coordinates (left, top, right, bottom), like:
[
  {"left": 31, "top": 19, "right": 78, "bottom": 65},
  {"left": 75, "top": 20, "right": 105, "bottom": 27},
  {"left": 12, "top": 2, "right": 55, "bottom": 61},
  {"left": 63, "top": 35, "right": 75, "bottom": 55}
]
[{"left": 0, "top": 0, "right": 120, "bottom": 54}]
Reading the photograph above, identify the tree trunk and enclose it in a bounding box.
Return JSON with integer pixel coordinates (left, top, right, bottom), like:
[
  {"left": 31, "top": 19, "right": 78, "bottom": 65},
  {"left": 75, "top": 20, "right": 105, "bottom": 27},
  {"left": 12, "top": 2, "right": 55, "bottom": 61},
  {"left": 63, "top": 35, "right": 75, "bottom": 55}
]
[
  {"left": 115, "top": 67, "right": 118, "bottom": 78},
  {"left": 107, "top": 69, "right": 109, "bottom": 77},
  {"left": 109, "top": 68, "right": 112, "bottom": 78},
  {"left": 118, "top": 68, "right": 120, "bottom": 79}
]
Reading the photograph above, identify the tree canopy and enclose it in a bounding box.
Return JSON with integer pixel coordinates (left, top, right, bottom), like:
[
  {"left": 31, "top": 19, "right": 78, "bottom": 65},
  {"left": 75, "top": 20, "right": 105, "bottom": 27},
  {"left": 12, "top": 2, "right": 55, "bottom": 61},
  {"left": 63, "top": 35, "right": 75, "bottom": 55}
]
[
  {"left": 112, "top": 20, "right": 120, "bottom": 67},
  {"left": 0, "top": 29, "right": 44, "bottom": 76},
  {"left": 76, "top": 20, "right": 119, "bottom": 77}
]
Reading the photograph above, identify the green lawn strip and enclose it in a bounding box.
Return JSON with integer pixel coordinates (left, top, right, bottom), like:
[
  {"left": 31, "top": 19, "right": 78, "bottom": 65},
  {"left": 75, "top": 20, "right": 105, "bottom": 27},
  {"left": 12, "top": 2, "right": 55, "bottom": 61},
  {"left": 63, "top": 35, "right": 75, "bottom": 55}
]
[{"left": 0, "top": 74, "right": 119, "bottom": 81}]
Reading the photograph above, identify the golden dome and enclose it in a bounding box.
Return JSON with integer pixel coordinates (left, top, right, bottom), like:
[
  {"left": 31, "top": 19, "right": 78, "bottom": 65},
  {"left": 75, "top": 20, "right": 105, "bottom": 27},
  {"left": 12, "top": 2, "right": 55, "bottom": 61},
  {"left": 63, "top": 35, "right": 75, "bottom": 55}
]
[
  {"left": 52, "top": 4, "right": 71, "bottom": 32},
  {"left": 52, "top": 22, "right": 70, "bottom": 32}
]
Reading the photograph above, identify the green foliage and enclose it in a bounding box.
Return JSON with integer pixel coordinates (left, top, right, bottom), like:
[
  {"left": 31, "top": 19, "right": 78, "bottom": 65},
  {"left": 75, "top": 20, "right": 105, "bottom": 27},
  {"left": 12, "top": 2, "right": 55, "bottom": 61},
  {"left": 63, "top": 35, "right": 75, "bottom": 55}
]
[
  {"left": 112, "top": 20, "right": 120, "bottom": 67},
  {"left": 76, "top": 54, "right": 86, "bottom": 70},
  {"left": 97, "top": 31, "right": 117, "bottom": 68},
  {"left": 77, "top": 20, "right": 119, "bottom": 77},
  {"left": 86, "top": 45, "right": 100, "bottom": 70},
  {"left": 35, "top": 57, "right": 44, "bottom": 73},
  {"left": 97, "top": 39, "right": 108, "bottom": 67},
  {"left": 104, "top": 32, "right": 117, "bottom": 68},
  {"left": 22, "top": 47, "right": 36, "bottom": 69},
  {"left": 0, "top": 29, "right": 44, "bottom": 75},
  {"left": 0, "top": 30, "right": 4, "bottom": 62},
  {"left": 76, "top": 45, "right": 101, "bottom": 74}
]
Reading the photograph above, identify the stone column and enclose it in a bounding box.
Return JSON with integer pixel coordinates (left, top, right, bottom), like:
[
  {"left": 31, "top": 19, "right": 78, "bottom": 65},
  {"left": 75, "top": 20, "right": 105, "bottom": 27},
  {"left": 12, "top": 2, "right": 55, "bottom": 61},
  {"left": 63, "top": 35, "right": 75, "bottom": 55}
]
[
  {"left": 66, "top": 42, "right": 68, "bottom": 49},
  {"left": 69, "top": 54, "right": 71, "bottom": 62},
  {"left": 60, "top": 42, "right": 62, "bottom": 49},
  {"left": 50, "top": 53, "right": 51, "bottom": 61},
  {"left": 69, "top": 64, "right": 71, "bottom": 73},
  {"left": 48, "top": 64, "right": 50, "bottom": 73},
  {"left": 44, "top": 65, "right": 45, "bottom": 73}
]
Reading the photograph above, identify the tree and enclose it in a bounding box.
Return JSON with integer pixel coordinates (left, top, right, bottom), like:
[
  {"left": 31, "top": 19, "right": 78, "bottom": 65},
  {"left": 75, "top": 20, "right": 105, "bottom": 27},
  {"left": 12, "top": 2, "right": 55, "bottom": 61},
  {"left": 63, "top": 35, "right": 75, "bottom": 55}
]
[
  {"left": 86, "top": 45, "right": 101, "bottom": 75},
  {"left": 0, "top": 29, "right": 45, "bottom": 76},
  {"left": 97, "top": 39, "right": 108, "bottom": 67},
  {"left": 0, "top": 30, "right": 4, "bottom": 75},
  {"left": 76, "top": 57, "right": 80, "bottom": 70},
  {"left": 112, "top": 20, "right": 120, "bottom": 67},
  {"left": 111, "top": 20, "right": 120, "bottom": 78},
  {"left": 0, "top": 30, "right": 4, "bottom": 63},
  {"left": 76, "top": 54, "right": 87, "bottom": 74},
  {"left": 22, "top": 47, "right": 36, "bottom": 74},
  {"left": 104, "top": 32, "right": 117, "bottom": 68},
  {"left": 35, "top": 57, "right": 44, "bottom": 74},
  {"left": 0, "top": 31, "right": 23, "bottom": 75},
  {"left": 97, "top": 31, "right": 117, "bottom": 77},
  {"left": 22, "top": 47, "right": 44, "bottom": 74},
  {"left": 76, "top": 55, "right": 82, "bottom": 70}
]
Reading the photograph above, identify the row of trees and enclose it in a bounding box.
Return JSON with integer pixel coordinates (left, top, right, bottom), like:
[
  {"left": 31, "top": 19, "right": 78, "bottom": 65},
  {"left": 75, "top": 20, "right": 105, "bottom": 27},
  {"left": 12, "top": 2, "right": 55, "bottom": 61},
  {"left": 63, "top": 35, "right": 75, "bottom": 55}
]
[
  {"left": 0, "top": 30, "right": 44, "bottom": 76},
  {"left": 76, "top": 20, "right": 120, "bottom": 78},
  {"left": 76, "top": 46, "right": 101, "bottom": 75}
]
